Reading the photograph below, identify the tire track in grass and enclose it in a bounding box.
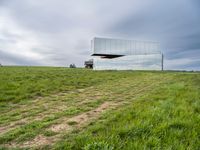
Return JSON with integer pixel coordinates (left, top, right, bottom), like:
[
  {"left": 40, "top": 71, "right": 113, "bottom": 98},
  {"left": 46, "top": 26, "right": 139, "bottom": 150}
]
[
  {"left": 0, "top": 90, "right": 84, "bottom": 123},
  {"left": 49, "top": 102, "right": 119, "bottom": 133},
  {"left": 0, "top": 88, "right": 105, "bottom": 136},
  {"left": 4, "top": 101, "right": 123, "bottom": 148},
  {"left": 0, "top": 88, "right": 101, "bottom": 124}
]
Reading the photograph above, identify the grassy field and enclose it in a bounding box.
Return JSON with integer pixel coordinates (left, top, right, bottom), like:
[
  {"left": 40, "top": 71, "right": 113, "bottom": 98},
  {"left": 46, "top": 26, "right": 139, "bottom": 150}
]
[{"left": 0, "top": 67, "right": 199, "bottom": 150}]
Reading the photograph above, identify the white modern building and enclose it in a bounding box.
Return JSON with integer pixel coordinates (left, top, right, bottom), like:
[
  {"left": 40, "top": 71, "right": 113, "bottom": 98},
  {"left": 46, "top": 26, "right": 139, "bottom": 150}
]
[{"left": 90, "top": 37, "right": 163, "bottom": 70}]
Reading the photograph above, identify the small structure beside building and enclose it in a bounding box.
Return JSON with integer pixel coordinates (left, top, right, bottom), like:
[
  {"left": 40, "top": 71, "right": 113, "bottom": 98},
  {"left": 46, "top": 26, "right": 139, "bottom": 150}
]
[{"left": 84, "top": 59, "right": 93, "bottom": 69}]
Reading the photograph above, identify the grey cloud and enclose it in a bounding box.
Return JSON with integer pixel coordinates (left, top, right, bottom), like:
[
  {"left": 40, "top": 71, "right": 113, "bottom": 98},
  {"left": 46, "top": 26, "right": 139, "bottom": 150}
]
[
  {"left": 1, "top": 1, "right": 69, "bottom": 33},
  {"left": 0, "top": 49, "right": 40, "bottom": 65},
  {"left": 0, "top": 0, "right": 200, "bottom": 70}
]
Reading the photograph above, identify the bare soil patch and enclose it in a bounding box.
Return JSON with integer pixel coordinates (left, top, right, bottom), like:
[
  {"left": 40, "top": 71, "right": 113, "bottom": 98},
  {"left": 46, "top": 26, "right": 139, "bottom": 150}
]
[{"left": 48, "top": 102, "right": 113, "bottom": 133}]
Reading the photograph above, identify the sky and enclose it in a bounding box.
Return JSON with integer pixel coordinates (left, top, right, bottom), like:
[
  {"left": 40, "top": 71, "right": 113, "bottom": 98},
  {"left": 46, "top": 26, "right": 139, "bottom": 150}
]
[{"left": 0, "top": 0, "right": 200, "bottom": 70}]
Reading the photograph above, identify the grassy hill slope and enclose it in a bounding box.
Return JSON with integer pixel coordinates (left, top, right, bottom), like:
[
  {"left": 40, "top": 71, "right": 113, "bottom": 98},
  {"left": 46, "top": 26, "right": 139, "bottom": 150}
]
[{"left": 0, "top": 67, "right": 199, "bottom": 149}]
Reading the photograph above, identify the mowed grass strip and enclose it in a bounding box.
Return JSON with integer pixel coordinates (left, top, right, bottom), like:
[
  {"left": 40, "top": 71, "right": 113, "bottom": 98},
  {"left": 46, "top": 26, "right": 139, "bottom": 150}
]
[
  {"left": 0, "top": 71, "right": 166, "bottom": 128},
  {"left": 0, "top": 68, "right": 173, "bottom": 148}
]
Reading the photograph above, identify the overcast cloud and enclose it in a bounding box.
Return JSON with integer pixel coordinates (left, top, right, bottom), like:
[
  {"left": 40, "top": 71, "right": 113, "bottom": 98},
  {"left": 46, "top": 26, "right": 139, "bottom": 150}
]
[{"left": 0, "top": 0, "right": 200, "bottom": 70}]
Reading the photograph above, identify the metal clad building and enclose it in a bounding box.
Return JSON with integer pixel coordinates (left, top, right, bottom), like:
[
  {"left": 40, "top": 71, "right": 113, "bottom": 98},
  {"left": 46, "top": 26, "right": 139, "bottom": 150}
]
[{"left": 91, "top": 37, "right": 163, "bottom": 70}]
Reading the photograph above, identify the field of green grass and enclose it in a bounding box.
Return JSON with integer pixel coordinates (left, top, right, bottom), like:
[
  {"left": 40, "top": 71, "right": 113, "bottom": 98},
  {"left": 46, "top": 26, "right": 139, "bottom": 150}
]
[{"left": 0, "top": 66, "right": 199, "bottom": 150}]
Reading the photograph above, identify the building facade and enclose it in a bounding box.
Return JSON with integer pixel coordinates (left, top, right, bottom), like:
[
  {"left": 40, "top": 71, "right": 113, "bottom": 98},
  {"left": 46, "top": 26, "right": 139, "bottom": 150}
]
[{"left": 91, "top": 37, "right": 163, "bottom": 70}]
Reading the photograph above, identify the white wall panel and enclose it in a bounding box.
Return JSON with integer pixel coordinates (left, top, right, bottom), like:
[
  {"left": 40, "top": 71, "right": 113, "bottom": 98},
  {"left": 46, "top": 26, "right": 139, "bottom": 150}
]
[{"left": 93, "top": 54, "right": 162, "bottom": 70}]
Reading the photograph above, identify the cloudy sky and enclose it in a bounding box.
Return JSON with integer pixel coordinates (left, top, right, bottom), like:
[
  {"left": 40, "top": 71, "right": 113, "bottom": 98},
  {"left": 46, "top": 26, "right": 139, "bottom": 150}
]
[{"left": 0, "top": 0, "right": 200, "bottom": 70}]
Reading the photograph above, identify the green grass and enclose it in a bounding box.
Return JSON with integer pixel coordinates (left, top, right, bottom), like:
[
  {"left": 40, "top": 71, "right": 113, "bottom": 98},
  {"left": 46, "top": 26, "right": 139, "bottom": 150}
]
[
  {"left": 0, "top": 66, "right": 199, "bottom": 150},
  {"left": 62, "top": 74, "right": 200, "bottom": 150},
  {"left": 0, "top": 66, "right": 127, "bottom": 103}
]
